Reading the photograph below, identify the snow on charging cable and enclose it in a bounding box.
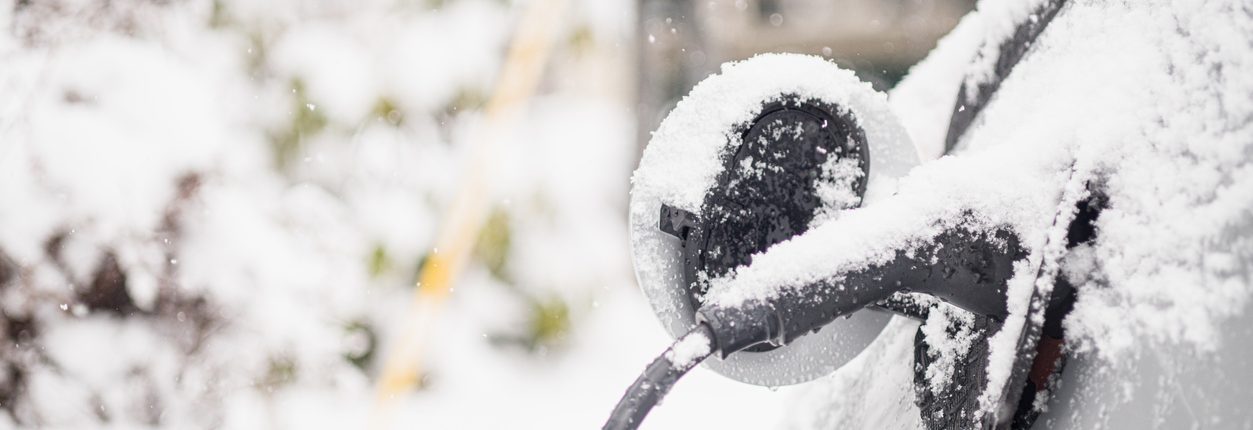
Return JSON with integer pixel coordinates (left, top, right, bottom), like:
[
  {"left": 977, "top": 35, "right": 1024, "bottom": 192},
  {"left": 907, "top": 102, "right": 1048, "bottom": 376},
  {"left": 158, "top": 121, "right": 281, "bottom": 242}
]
[{"left": 666, "top": 330, "right": 712, "bottom": 370}]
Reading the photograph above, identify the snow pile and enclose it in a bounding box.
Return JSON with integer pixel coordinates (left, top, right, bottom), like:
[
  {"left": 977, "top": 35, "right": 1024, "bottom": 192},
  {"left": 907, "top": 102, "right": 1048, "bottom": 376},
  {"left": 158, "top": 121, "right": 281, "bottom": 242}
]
[
  {"left": 811, "top": 156, "right": 865, "bottom": 228},
  {"left": 954, "top": 0, "right": 1253, "bottom": 359},
  {"left": 960, "top": 0, "right": 1050, "bottom": 98},
  {"left": 785, "top": 318, "right": 924, "bottom": 430},
  {"left": 918, "top": 303, "right": 978, "bottom": 395},
  {"left": 666, "top": 330, "right": 711, "bottom": 370}
]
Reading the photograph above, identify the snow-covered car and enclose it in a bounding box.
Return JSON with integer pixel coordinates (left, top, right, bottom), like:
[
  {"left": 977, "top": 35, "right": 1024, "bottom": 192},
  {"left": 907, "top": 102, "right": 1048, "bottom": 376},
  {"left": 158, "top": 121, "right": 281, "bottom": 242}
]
[{"left": 615, "top": 0, "right": 1253, "bottom": 428}]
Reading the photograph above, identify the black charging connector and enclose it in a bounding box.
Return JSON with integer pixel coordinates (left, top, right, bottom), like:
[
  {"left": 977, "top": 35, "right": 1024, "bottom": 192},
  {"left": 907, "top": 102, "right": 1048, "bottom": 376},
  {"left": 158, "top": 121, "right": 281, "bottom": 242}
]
[
  {"left": 604, "top": 224, "right": 1024, "bottom": 429},
  {"left": 698, "top": 224, "right": 1021, "bottom": 357}
]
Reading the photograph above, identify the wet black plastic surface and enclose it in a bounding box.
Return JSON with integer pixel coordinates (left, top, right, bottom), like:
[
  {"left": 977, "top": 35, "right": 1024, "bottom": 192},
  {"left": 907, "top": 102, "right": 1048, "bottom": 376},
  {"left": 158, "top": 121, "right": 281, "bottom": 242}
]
[{"left": 681, "top": 97, "right": 869, "bottom": 310}]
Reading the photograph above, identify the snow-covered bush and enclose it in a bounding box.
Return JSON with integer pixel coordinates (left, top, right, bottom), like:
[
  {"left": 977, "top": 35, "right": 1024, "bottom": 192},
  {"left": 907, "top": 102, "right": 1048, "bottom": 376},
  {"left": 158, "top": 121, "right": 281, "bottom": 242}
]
[{"left": 0, "top": 0, "right": 635, "bottom": 427}]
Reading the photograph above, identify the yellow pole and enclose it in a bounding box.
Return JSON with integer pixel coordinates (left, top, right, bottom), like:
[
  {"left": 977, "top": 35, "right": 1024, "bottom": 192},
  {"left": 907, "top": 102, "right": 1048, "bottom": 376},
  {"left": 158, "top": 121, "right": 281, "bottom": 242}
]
[{"left": 371, "top": 0, "right": 568, "bottom": 425}]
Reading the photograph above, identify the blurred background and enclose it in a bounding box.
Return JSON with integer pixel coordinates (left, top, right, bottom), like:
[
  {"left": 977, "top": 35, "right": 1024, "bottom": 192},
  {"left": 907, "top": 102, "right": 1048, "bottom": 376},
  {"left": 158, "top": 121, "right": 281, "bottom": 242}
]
[{"left": 0, "top": 0, "right": 969, "bottom": 428}]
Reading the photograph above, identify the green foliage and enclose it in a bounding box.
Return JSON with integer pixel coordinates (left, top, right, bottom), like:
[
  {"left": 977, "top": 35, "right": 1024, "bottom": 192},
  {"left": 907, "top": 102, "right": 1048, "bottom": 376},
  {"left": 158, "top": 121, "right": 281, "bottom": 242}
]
[
  {"left": 245, "top": 32, "right": 270, "bottom": 77},
  {"left": 261, "top": 356, "right": 297, "bottom": 390},
  {"left": 444, "top": 87, "right": 486, "bottom": 117},
  {"left": 204, "top": 2, "right": 269, "bottom": 78},
  {"left": 343, "top": 321, "right": 377, "bottom": 372},
  {"left": 474, "top": 207, "right": 512, "bottom": 282},
  {"left": 487, "top": 293, "right": 573, "bottom": 352},
  {"left": 471, "top": 204, "right": 572, "bottom": 352},
  {"left": 271, "top": 79, "right": 327, "bottom": 171},
  {"left": 424, "top": 0, "right": 509, "bottom": 10},
  {"left": 367, "top": 244, "right": 392, "bottom": 278},
  {"left": 372, "top": 97, "right": 405, "bottom": 126},
  {"left": 567, "top": 25, "right": 595, "bottom": 57},
  {"left": 526, "top": 295, "right": 570, "bottom": 348},
  {"left": 208, "top": 0, "right": 231, "bottom": 29}
]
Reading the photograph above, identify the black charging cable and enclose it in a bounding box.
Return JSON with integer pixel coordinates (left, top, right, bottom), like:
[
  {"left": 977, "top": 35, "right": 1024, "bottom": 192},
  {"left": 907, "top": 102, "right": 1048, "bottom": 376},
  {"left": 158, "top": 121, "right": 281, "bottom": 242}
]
[{"left": 603, "top": 324, "right": 716, "bottom": 430}]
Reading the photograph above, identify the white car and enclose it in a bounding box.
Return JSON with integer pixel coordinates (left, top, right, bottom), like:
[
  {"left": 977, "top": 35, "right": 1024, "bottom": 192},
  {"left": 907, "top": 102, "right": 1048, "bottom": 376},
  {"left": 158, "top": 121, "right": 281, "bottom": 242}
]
[{"left": 617, "top": 0, "right": 1253, "bottom": 428}]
